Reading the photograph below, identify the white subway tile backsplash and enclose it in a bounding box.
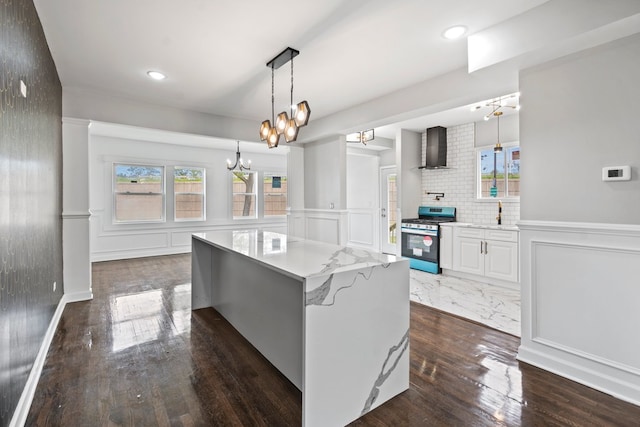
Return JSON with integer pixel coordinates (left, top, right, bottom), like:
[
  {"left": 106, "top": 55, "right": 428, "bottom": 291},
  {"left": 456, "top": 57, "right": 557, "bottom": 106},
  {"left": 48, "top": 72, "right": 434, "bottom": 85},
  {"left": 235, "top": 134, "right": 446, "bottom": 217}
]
[{"left": 420, "top": 123, "right": 520, "bottom": 225}]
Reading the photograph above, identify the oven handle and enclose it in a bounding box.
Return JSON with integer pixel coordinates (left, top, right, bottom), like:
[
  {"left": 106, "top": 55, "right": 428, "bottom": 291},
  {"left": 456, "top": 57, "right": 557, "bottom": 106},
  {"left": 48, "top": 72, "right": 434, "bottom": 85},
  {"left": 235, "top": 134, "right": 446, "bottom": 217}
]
[{"left": 401, "top": 228, "right": 438, "bottom": 236}]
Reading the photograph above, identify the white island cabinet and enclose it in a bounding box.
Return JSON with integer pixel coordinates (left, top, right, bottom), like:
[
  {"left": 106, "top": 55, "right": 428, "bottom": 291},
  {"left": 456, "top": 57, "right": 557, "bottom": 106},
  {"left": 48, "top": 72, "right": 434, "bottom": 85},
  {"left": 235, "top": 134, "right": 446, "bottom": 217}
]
[{"left": 191, "top": 230, "right": 410, "bottom": 427}]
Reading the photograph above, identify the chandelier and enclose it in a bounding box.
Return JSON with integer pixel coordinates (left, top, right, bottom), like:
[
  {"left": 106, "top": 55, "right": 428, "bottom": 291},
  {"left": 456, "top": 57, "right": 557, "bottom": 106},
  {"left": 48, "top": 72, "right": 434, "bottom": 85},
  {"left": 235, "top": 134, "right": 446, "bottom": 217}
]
[
  {"left": 259, "top": 47, "right": 311, "bottom": 148},
  {"left": 471, "top": 92, "right": 520, "bottom": 153},
  {"left": 226, "top": 140, "right": 251, "bottom": 171}
]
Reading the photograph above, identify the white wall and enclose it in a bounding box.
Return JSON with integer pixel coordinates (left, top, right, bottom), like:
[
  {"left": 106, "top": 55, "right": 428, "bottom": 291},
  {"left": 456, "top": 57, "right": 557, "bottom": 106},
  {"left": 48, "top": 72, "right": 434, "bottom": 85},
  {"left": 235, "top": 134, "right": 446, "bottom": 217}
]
[
  {"left": 397, "top": 129, "right": 422, "bottom": 220},
  {"left": 421, "top": 121, "right": 521, "bottom": 225},
  {"left": 64, "top": 88, "right": 258, "bottom": 143},
  {"left": 518, "top": 34, "right": 640, "bottom": 406},
  {"left": 304, "top": 136, "right": 346, "bottom": 210},
  {"left": 89, "top": 128, "right": 286, "bottom": 261},
  {"left": 520, "top": 34, "right": 640, "bottom": 224}
]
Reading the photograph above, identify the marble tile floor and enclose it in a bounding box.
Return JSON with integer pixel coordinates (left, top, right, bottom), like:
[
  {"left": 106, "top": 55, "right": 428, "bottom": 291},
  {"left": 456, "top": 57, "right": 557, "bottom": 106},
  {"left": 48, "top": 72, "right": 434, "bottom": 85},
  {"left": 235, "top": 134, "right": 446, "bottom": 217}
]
[{"left": 410, "top": 269, "right": 521, "bottom": 337}]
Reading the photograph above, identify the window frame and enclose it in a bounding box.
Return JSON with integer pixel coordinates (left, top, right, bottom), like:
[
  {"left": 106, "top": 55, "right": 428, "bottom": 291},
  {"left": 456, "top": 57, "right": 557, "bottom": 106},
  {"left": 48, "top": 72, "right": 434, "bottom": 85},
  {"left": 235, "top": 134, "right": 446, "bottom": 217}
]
[
  {"left": 173, "top": 166, "right": 206, "bottom": 222},
  {"left": 113, "top": 163, "right": 166, "bottom": 224},
  {"left": 475, "top": 141, "right": 520, "bottom": 201}
]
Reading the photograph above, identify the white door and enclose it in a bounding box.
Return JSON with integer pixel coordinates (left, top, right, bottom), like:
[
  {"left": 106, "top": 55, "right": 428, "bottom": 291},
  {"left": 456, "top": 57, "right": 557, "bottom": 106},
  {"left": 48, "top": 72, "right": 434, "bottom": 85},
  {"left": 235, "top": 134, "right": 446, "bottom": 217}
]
[{"left": 380, "top": 167, "right": 397, "bottom": 255}]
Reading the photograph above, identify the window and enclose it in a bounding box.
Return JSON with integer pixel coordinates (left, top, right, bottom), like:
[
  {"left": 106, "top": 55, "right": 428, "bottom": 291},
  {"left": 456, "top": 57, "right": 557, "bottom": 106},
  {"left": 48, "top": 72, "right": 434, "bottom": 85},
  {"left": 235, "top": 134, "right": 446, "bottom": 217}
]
[
  {"left": 114, "top": 164, "right": 164, "bottom": 222},
  {"left": 232, "top": 171, "right": 257, "bottom": 219},
  {"left": 477, "top": 144, "right": 520, "bottom": 199},
  {"left": 263, "top": 173, "right": 287, "bottom": 216},
  {"left": 174, "top": 167, "right": 205, "bottom": 221}
]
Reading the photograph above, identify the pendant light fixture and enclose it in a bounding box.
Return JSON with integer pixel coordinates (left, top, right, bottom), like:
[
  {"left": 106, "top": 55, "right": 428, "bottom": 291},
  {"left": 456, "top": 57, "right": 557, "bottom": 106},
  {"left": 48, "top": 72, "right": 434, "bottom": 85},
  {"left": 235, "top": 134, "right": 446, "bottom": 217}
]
[
  {"left": 226, "top": 140, "right": 251, "bottom": 171},
  {"left": 259, "top": 47, "right": 311, "bottom": 147},
  {"left": 471, "top": 92, "right": 521, "bottom": 152},
  {"left": 284, "top": 52, "right": 300, "bottom": 143},
  {"left": 493, "top": 111, "right": 503, "bottom": 153}
]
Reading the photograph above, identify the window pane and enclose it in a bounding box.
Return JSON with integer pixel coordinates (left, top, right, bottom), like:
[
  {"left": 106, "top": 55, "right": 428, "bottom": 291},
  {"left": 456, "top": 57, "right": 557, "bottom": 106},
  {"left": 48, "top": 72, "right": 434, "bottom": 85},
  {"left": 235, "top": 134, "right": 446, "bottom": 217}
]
[
  {"left": 507, "top": 147, "right": 520, "bottom": 197},
  {"left": 479, "top": 149, "right": 505, "bottom": 198},
  {"left": 114, "top": 164, "right": 164, "bottom": 222},
  {"left": 115, "top": 194, "right": 163, "bottom": 221},
  {"left": 175, "top": 193, "right": 204, "bottom": 219},
  {"left": 115, "top": 164, "right": 163, "bottom": 192},
  {"left": 233, "top": 194, "right": 256, "bottom": 217},
  {"left": 264, "top": 173, "right": 287, "bottom": 216},
  {"left": 387, "top": 174, "right": 397, "bottom": 245},
  {"left": 232, "top": 171, "right": 257, "bottom": 219},
  {"left": 175, "top": 167, "right": 205, "bottom": 221}
]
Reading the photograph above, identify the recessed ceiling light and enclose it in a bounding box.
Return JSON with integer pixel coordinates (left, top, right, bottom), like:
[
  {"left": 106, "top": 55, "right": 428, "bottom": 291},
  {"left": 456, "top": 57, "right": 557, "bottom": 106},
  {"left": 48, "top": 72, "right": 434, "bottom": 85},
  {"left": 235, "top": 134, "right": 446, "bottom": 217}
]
[
  {"left": 443, "top": 25, "right": 467, "bottom": 40},
  {"left": 147, "top": 70, "right": 166, "bottom": 80}
]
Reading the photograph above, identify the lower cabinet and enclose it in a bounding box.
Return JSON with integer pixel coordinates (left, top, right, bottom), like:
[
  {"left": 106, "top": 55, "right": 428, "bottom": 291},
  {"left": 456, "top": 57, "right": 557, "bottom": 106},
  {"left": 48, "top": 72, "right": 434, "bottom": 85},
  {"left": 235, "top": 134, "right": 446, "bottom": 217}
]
[{"left": 452, "top": 226, "right": 519, "bottom": 283}]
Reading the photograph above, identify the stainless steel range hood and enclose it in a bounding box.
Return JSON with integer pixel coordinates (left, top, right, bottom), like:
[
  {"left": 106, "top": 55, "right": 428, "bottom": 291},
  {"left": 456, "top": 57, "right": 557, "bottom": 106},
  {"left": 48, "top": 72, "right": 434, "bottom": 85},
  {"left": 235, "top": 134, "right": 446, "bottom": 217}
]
[{"left": 421, "top": 126, "right": 447, "bottom": 169}]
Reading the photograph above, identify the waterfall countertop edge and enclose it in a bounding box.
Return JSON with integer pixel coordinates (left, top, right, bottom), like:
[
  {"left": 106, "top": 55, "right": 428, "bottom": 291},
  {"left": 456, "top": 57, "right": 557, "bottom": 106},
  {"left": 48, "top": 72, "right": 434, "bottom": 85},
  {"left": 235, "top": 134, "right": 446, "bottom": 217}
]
[{"left": 192, "top": 230, "right": 406, "bottom": 281}]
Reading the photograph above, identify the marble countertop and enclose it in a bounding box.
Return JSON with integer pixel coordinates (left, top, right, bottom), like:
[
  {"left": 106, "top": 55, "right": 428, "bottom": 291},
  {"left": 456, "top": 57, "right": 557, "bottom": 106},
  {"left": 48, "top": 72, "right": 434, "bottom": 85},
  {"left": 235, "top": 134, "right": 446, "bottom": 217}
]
[
  {"left": 193, "top": 230, "right": 403, "bottom": 280},
  {"left": 439, "top": 222, "right": 519, "bottom": 231}
]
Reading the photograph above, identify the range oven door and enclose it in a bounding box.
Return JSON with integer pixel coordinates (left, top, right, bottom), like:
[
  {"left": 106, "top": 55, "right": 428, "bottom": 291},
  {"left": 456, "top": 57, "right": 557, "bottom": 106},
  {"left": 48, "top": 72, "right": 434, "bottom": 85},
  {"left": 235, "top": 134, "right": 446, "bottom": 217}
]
[{"left": 401, "top": 228, "right": 439, "bottom": 264}]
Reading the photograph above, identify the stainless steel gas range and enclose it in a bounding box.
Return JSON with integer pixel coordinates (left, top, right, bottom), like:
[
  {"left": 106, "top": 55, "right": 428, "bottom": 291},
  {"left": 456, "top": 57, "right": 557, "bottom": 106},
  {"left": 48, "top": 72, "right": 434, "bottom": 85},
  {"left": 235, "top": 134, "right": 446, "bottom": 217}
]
[{"left": 401, "top": 206, "right": 456, "bottom": 274}]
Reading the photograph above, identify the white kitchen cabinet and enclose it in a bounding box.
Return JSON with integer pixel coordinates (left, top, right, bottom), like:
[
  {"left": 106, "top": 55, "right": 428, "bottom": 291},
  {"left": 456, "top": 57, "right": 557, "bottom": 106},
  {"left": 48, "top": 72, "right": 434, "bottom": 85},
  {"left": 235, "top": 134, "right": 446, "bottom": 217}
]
[
  {"left": 439, "top": 224, "right": 454, "bottom": 270},
  {"left": 452, "top": 226, "right": 519, "bottom": 283},
  {"left": 456, "top": 236, "right": 484, "bottom": 275}
]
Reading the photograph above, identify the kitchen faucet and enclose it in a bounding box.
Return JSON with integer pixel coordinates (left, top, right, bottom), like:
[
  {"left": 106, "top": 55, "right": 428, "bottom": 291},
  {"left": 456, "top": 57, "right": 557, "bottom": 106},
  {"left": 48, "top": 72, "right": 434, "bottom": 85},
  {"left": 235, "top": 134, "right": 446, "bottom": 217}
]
[{"left": 496, "top": 200, "right": 502, "bottom": 225}]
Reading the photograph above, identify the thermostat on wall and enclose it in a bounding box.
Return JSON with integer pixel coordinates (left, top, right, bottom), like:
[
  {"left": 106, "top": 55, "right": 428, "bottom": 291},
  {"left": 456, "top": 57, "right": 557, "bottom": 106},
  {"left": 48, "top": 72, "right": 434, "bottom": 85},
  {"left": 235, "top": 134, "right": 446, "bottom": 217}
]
[{"left": 602, "top": 165, "right": 631, "bottom": 181}]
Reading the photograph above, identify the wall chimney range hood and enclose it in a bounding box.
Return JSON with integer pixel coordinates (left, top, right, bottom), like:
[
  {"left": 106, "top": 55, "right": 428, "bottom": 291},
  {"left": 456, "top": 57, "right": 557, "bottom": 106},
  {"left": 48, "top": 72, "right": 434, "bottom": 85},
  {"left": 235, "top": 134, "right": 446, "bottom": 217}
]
[{"left": 420, "top": 126, "right": 447, "bottom": 169}]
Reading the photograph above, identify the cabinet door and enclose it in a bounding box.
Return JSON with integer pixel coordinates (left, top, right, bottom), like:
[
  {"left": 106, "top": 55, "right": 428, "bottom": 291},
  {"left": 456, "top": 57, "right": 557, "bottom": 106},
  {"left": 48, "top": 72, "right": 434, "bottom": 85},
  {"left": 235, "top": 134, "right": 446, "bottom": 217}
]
[
  {"left": 484, "top": 240, "right": 518, "bottom": 282},
  {"left": 439, "top": 226, "right": 453, "bottom": 270},
  {"left": 455, "top": 237, "right": 484, "bottom": 275}
]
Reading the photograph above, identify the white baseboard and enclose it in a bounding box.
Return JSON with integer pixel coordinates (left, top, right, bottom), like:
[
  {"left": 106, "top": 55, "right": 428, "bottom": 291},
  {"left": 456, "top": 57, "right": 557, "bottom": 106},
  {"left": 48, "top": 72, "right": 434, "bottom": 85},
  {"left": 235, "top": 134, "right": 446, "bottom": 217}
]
[
  {"left": 64, "top": 290, "right": 93, "bottom": 303},
  {"left": 10, "top": 295, "right": 69, "bottom": 427},
  {"left": 91, "top": 246, "right": 191, "bottom": 262},
  {"left": 518, "top": 344, "right": 640, "bottom": 407}
]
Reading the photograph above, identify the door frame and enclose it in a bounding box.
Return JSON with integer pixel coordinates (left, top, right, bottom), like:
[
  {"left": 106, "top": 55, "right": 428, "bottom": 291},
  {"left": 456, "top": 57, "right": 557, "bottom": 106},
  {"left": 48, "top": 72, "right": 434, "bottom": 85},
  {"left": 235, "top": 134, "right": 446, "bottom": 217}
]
[{"left": 380, "top": 166, "right": 397, "bottom": 255}]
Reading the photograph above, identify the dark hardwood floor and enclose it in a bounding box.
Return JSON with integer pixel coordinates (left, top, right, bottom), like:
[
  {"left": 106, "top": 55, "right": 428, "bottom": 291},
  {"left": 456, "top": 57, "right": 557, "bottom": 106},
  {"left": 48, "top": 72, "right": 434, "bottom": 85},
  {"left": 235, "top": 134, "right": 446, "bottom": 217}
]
[{"left": 26, "top": 254, "right": 640, "bottom": 426}]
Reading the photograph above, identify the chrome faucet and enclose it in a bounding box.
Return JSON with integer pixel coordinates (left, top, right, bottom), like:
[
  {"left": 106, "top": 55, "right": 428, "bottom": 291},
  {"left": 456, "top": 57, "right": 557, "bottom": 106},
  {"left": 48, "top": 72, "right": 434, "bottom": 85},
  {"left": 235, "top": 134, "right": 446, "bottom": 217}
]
[{"left": 496, "top": 200, "right": 502, "bottom": 225}]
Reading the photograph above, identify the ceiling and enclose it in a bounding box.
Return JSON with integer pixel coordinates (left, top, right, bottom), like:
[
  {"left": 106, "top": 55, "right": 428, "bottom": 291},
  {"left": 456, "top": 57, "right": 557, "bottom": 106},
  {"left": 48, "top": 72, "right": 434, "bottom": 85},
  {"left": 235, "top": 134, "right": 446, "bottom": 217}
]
[{"left": 32, "top": 1, "right": 639, "bottom": 143}]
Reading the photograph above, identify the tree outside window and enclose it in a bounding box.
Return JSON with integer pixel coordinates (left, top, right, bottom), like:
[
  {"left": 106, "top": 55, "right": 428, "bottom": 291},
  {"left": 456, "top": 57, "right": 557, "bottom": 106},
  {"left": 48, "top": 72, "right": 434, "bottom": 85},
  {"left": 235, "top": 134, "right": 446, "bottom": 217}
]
[{"left": 232, "top": 171, "right": 256, "bottom": 218}]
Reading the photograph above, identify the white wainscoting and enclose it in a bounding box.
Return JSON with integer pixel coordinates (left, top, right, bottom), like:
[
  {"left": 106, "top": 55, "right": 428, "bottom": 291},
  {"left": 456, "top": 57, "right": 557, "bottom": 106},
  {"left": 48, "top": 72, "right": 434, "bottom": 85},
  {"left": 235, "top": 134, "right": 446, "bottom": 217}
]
[
  {"left": 347, "top": 208, "right": 377, "bottom": 251},
  {"left": 62, "top": 211, "right": 93, "bottom": 301},
  {"left": 287, "top": 208, "right": 306, "bottom": 239},
  {"left": 288, "top": 208, "right": 348, "bottom": 246},
  {"left": 90, "top": 209, "right": 286, "bottom": 261},
  {"left": 518, "top": 220, "right": 640, "bottom": 406}
]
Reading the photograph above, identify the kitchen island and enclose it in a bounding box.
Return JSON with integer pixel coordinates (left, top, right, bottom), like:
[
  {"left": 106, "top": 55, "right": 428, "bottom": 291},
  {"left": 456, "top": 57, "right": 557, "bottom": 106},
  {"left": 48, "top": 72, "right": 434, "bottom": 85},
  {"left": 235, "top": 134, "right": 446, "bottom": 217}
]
[{"left": 191, "top": 230, "right": 409, "bottom": 427}]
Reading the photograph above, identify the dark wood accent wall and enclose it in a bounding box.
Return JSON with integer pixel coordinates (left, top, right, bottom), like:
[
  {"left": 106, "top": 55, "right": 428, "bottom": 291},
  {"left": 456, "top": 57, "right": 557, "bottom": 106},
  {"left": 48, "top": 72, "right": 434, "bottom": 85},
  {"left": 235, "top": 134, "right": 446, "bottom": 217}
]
[{"left": 0, "top": 1, "right": 63, "bottom": 425}]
